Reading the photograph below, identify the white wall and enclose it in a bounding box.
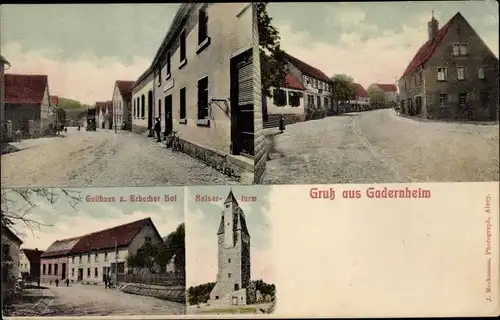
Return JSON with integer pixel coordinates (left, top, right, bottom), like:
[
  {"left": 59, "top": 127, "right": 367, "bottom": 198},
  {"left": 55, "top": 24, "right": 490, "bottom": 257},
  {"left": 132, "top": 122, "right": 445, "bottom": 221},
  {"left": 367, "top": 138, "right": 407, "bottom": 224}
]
[
  {"left": 266, "top": 87, "right": 305, "bottom": 115},
  {"left": 157, "top": 3, "right": 252, "bottom": 153},
  {"left": 112, "top": 85, "right": 124, "bottom": 125},
  {"left": 132, "top": 78, "right": 154, "bottom": 130},
  {"left": 68, "top": 247, "right": 128, "bottom": 284}
]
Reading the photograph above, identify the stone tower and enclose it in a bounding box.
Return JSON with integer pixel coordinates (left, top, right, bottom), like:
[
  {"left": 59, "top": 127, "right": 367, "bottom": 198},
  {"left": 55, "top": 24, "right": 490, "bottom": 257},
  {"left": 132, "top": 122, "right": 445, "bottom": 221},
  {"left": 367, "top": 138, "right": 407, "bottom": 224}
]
[{"left": 209, "top": 189, "right": 251, "bottom": 306}]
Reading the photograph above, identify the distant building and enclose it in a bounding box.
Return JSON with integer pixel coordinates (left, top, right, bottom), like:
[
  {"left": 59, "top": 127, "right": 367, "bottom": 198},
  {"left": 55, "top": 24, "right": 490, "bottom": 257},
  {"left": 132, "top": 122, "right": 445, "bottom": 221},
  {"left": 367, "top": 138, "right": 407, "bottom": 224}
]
[
  {"left": 368, "top": 83, "right": 398, "bottom": 108},
  {"left": 1, "top": 226, "right": 23, "bottom": 303},
  {"left": 347, "top": 83, "right": 370, "bottom": 112},
  {"left": 67, "top": 218, "right": 163, "bottom": 285},
  {"left": 40, "top": 236, "right": 81, "bottom": 283},
  {"left": 1, "top": 55, "right": 11, "bottom": 140},
  {"left": 112, "top": 80, "right": 134, "bottom": 130},
  {"left": 398, "top": 12, "right": 499, "bottom": 121},
  {"left": 4, "top": 74, "right": 55, "bottom": 137},
  {"left": 19, "top": 248, "right": 43, "bottom": 280},
  {"left": 263, "top": 71, "right": 306, "bottom": 126},
  {"left": 209, "top": 190, "right": 251, "bottom": 306},
  {"left": 95, "top": 101, "right": 113, "bottom": 129}
]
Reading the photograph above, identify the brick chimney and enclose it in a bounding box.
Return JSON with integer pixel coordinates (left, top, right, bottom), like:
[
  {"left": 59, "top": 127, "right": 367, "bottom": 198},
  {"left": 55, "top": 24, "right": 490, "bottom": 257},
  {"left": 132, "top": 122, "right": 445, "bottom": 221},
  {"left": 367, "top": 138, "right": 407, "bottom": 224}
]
[{"left": 427, "top": 11, "right": 439, "bottom": 41}]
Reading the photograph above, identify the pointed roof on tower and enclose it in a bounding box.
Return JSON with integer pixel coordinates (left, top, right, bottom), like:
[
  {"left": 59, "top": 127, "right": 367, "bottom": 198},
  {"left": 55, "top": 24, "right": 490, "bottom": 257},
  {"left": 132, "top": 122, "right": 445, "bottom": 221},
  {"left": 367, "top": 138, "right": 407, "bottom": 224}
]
[
  {"left": 218, "top": 190, "right": 250, "bottom": 237},
  {"left": 224, "top": 188, "right": 237, "bottom": 204}
]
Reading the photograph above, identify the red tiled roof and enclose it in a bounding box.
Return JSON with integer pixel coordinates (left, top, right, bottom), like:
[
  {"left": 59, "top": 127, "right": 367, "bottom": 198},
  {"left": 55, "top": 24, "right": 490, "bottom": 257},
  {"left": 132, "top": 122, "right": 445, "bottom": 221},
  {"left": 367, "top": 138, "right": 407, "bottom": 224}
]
[
  {"left": 68, "top": 218, "right": 154, "bottom": 254},
  {"left": 374, "top": 84, "right": 397, "bottom": 92},
  {"left": 22, "top": 248, "right": 44, "bottom": 262},
  {"left": 116, "top": 80, "right": 135, "bottom": 101},
  {"left": 5, "top": 74, "right": 48, "bottom": 104},
  {"left": 41, "top": 236, "right": 82, "bottom": 258},
  {"left": 284, "top": 72, "right": 305, "bottom": 90},
  {"left": 284, "top": 52, "right": 332, "bottom": 84},
  {"left": 352, "top": 83, "right": 369, "bottom": 98},
  {"left": 50, "top": 95, "right": 59, "bottom": 106},
  {"left": 400, "top": 14, "right": 458, "bottom": 79}
]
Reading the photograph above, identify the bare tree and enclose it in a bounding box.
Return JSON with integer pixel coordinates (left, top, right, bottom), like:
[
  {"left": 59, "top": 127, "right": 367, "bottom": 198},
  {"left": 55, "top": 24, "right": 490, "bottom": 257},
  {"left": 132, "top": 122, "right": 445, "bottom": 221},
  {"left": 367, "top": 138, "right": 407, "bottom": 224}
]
[{"left": 1, "top": 188, "right": 82, "bottom": 239}]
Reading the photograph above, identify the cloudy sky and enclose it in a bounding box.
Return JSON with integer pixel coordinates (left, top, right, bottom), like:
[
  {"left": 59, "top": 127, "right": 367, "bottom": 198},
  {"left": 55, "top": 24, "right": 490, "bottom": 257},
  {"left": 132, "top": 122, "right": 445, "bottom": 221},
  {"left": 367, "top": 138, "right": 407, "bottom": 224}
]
[
  {"left": 0, "top": 4, "right": 179, "bottom": 104},
  {"left": 3, "top": 187, "right": 184, "bottom": 251},
  {"left": 185, "top": 186, "right": 274, "bottom": 288},
  {"left": 267, "top": 1, "right": 499, "bottom": 89}
]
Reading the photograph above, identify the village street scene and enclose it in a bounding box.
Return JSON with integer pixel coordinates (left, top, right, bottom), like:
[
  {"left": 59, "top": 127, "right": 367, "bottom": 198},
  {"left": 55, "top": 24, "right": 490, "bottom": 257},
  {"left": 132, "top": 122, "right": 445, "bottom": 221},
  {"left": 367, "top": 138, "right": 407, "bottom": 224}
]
[
  {"left": 254, "top": 2, "right": 499, "bottom": 184},
  {"left": 185, "top": 187, "right": 275, "bottom": 315},
  {"left": 1, "top": 187, "right": 186, "bottom": 316},
  {"left": 1, "top": 3, "right": 255, "bottom": 187}
]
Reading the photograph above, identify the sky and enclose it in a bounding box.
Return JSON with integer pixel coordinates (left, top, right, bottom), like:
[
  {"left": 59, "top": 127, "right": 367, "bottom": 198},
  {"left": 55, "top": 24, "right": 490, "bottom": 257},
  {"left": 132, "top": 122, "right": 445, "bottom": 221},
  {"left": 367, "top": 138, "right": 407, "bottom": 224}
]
[
  {"left": 185, "top": 186, "right": 274, "bottom": 288},
  {"left": 267, "top": 1, "right": 499, "bottom": 89},
  {"left": 3, "top": 187, "right": 184, "bottom": 251},
  {"left": 0, "top": 4, "right": 179, "bottom": 105}
]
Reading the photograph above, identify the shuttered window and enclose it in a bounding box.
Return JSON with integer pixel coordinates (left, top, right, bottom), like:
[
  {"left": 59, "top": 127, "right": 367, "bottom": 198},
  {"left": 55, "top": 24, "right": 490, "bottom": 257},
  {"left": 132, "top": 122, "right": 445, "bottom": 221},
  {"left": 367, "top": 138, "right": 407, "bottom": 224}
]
[
  {"left": 197, "top": 78, "right": 209, "bottom": 119},
  {"left": 238, "top": 62, "right": 253, "bottom": 106},
  {"left": 198, "top": 5, "right": 208, "bottom": 44},
  {"left": 180, "top": 88, "right": 187, "bottom": 119}
]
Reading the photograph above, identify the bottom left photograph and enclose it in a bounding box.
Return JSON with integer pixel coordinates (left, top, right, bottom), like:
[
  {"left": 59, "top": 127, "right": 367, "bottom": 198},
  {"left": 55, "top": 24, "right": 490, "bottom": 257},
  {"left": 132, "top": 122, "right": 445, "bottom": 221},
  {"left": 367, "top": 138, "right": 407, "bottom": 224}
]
[{"left": 1, "top": 187, "right": 185, "bottom": 317}]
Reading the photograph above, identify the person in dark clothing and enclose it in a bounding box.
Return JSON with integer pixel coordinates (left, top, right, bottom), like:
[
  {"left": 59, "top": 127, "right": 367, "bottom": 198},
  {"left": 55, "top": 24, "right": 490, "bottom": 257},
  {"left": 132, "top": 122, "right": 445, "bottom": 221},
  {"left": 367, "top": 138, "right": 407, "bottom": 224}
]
[
  {"left": 55, "top": 279, "right": 59, "bottom": 287},
  {"left": 66, "top": 279, "right": 70, "bottom": 287},
  {"left": 104, "top": 275, "right": 108, "bottom": 288},
  {"left": 154, "top": 118, "right": 162, "bottom": 142},
  {"left": 278, "top": 115, "right": 286, "bottom": 133}
]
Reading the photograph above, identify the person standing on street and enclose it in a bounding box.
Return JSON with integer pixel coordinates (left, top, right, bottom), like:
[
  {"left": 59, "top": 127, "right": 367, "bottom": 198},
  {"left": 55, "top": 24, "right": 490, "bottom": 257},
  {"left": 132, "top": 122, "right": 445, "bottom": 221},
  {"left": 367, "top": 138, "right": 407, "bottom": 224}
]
[
  {"left": 104, "top": 275, "right": 108, "bottom": 289},
  {"left": 279, "top": 114, "right": 286, "bottom": 133},
  {"left": 66, "top": 278, "right": 69, "bottom": 287},
  {"left": 154, "top": 118, "right": 162, "bottom": 142},
  {"left": 55, "top": 279, "right": 59, "bottom": 287}
]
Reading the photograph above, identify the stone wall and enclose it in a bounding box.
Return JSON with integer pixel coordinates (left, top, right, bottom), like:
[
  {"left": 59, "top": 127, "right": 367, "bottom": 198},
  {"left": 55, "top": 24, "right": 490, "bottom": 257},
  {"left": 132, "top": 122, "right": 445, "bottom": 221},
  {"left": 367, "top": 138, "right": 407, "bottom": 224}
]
[
  {"left": 180, "top": 137, "right": 253, "bottom": 182},
  {"left": 119, "top": 282, "right": 186, "bottom": 304}
]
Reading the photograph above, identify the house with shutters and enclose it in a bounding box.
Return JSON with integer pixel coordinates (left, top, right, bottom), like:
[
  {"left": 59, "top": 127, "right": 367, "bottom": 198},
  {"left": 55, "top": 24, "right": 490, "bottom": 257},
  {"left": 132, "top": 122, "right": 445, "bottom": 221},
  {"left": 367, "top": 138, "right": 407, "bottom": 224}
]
[
  {"left": 40, "top": 236, "right": 81, "bottom": 284},
  {"left": 67, "top": 218, "right": 163, "bottom": 285},
  {"left": 346, "top": 83, "right": 370, "bottom": 112},
  {"left": 4, "top": 74, "right": 55, "bottom": 137},
  {"left": 19, "top": 248, "right": 43, "bottom": 280},
  {"left": 141, "top": 3, "right": 253, "bottom": 181},
  {"left": 367, "top": 83, "right": 398, "bottom": 108},
  {"left": 112, "top": 80, "right": 134, "bottom": 130},
  {"left": 263, "top": 72, "right": 306, "bottom": 125},
  {"left": 398, "top": 12, "right": 499, "bottom": 121}
]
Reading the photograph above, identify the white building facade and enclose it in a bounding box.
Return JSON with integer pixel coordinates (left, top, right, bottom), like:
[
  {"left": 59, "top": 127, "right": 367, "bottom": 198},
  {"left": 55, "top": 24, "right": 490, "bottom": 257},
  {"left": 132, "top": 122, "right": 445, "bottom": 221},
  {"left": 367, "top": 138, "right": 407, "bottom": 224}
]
[{"left": 131, "top": 72, "right": 155, "bottom": 135}]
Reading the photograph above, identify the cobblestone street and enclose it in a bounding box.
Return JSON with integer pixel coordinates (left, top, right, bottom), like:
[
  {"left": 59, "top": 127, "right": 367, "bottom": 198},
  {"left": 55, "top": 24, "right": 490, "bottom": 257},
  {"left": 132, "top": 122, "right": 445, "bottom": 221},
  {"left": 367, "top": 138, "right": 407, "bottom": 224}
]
[
  {"left": 1, "top": 127, "right": 239, "bottom": 187},
  {"left": 3, "top": 284, "right": 185, "bottom": 316},
  {"left": 263, "top": 109, "right": 499, "bottom": 184}
]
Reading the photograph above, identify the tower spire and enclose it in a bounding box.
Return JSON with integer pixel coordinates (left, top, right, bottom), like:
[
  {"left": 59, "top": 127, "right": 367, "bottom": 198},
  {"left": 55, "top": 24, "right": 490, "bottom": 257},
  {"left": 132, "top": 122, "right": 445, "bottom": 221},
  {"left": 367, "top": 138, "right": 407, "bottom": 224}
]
[{"left": 432, "top": 9, "right": 434, "bottom": 19}]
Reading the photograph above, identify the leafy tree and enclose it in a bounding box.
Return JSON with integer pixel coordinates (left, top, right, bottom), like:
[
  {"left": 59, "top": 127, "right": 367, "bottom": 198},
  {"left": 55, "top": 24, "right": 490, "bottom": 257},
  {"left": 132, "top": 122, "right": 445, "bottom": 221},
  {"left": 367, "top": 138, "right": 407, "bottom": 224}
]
[
  {"left": 187, "top": 282, "right": 216, "bottom": 305},
  {"left": 330, "top": 74, "right": 355, "bottom": 107},
  {"left": 367, "top": 88, "right": 386, "bottom": 107},
  {"left": 56, "top": 108, "right": 67, "bottom": 125},
  {"left": 252, "top": 279, "right": 276, "bottom": 297},
  {"left": 257, "top": 2, "right": 286, "bottom": 98}
]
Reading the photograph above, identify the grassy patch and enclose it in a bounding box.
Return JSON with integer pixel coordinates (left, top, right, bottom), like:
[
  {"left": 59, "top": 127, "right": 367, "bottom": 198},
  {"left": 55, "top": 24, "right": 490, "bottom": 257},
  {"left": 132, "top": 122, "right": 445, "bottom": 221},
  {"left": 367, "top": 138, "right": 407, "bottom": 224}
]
[{"left": 199, "top": 306, "right": 257, "bottom": 314}]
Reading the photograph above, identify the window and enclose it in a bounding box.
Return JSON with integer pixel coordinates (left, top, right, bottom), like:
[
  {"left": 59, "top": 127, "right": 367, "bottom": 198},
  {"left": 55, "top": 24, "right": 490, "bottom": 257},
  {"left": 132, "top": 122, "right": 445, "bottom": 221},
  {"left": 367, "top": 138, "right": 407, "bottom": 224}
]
[
  {"left": 54, "top": 264, "right": 59, "bottom": 275},
  {"left": 95, "top": 252, "right": 98, "bottom": 262},
  {"left": 42, "top": 265, "right": 46, "bottom": 275},
  {"left": 453, "top": 43, "right": 468, "bottom": 56},
  {"left": 234, "top": 284, "right": 240, "bottom": 291},
  {"left": 104, "top": 252, "right": 108, "bottom": 262},
  {"left": 273, "top": 89, "right": 287, "bottom": 106},
  {"left": 437, "top": 67, "right": 447, "bottom": 81},
  {"left": 180, "top": 87, "right": 187, "bottom": 119},
  {"left": 87, "top": 253, "right": 91, "bottom": 262},
  {"left": 179, "top": 30, "right": 186, "bottom": 62},
  {"left": 71, "top": 268, "right": 74, "bottom": 277},
  {"left": 197, "top": 77, "right": 209, "bottom": 120},
  {"left": 228, "top": 273, "right": 231, "bottom": 278},
  {"left": 215, "top": 296, "right": 219, "bottom": 300},
  {"left": 324, "top": 97, "right": 329, "bottom": 107},
  {"left": 317, "top": 96, "right": 321, "bottom": 108},
  {"left": 198, "top": 5, "right": 208, "bottom": 45},
  {"left": 48, "top": 264, "right": 52, "bottom": 275},
  {"left": 79, "top": 254, "right": 82, "bottom": 263},
  {"left": 459, "top": 93, "right": 467, "bottom": 107},
  {"left": 452, "top": 44, "right": 460, "bottom": 56},
  {"left": 117, "top": 262, "right": 125, "bottom": 274},
  {"left": 158, "top": 100, "right": 162, "bottom": 119},
  {"left": 460, "top": 44, "right": 468, "bottom": 55},
  {"left": 457, "top": 67, "right": 466, "bottom": 80},
  {"left": 438, "top": 93, "right": 448, "bottom": 107},
  {"left": 288, "top": 91, "right": 301, "bottom": 107},
  {"left": 133, "top": 101, "right": 136, "bottom": 119},
  {"left": 94, "top": 268, "right": 98, "bottom": 278},
  {"left": 228, "top": 258, "right": 231, "bottom": 263},
  {"left": 157, "top": 68, "right": 162, "bottom": 86},
  {"left": 145, "top": 236, "right": 152, "bottom": 243},
  {"left": 166, "top": 51, "right": 171, "bottom": 76},
  {"left": 87, "top": 268, "right": 90, "bottom": 278},
  {"left": 478, "top": 67, "right": 485, "bottom": 80},
  {"left": 72, "top": 256, "right": 75, "bottom": 264}
]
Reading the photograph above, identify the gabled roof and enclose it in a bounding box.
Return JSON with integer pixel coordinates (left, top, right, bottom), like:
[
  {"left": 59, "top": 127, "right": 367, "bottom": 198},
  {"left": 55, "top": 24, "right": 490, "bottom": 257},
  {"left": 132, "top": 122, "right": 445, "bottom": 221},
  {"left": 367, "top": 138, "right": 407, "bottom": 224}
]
[
  {"left": 224, "top": 189, "right": 237, "bottom": 204},
  {"left": 400, "top": 13, "right": 460, "bottom": 79},
  {"left": 22, "top": 248, "right": 44, "bottom": 262},
  {"left": 218, "top": 190, "right": 250, "bottom": 237},
  {"left": 41, "top": 236, "right": 82, "bottom": 258},
  {"left": 50, "top": 95, "right": 59, "bottom": 106},
  {"left": 2, "top": 226, "right": 23, "bottom": 245},
  {"left": 284, "top": 52, "right": 332, "bottom": 84},
  {"left": 68, "top": 218, "right": 157, "bottom": 254},
  {"left": 5, "top": 74, "right": 48, "bottom": 105},
  {"left": 374, "top": 84, "right": 397, "bottom": 92},
  {"left": 95, "top": 101, "right": 113, "bottom": 114},
  {"left": 284, "top": 72, "right": 306, "bottom": 90},
  {"left": 351, "top": 83, "right": 369, "bottom": 98},
  {"left": 115, "top": 80, "right": 135, "bottom": 101}
]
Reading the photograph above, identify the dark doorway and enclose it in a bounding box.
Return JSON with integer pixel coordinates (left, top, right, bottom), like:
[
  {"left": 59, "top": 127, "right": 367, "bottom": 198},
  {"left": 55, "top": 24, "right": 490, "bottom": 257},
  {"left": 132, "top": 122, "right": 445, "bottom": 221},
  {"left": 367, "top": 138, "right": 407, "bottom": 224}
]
[
  {"left": 164, "top": 95, "right": 173, "bottom": 136},
  {"left": 230, "top": 48, "right": 254, "bottom": 156},
  {"left": 77, "top": 268, "right": 83, "bottom": 282},
  {"left": 415, "top": 96, "right": 422, "bottom": 115},
  {"left": 61, "top": 263, "right": 66, "bottom": 279},
  {"left": 147, "top": 91, "right": 153, "bottom": 132}
]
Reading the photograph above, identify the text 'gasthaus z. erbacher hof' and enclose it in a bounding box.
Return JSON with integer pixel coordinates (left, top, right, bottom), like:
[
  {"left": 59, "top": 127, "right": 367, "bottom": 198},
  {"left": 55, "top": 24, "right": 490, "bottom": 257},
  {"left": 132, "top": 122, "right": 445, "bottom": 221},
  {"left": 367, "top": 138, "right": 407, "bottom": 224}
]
[{"left": 309, "top": 186, "right": 432, "bottom": 200}]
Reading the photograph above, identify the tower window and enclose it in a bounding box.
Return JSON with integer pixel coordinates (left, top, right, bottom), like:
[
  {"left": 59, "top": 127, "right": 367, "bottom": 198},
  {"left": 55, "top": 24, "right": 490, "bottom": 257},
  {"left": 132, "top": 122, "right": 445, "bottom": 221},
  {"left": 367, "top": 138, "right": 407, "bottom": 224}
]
[
  {"left": 215, "top": 296, "right": 219, "bottom": 300},
  {"left": 228, "top": 258, "right": 231, "bottom": 263},
  {"left": 225, "top": 204, "right": 230, "bottom": 208},
  {"left": 228, "top": 273, "right": 231, "bottom": 278},
  {"left": 234, "top": 284, "right": 239, "bottom": 291}
]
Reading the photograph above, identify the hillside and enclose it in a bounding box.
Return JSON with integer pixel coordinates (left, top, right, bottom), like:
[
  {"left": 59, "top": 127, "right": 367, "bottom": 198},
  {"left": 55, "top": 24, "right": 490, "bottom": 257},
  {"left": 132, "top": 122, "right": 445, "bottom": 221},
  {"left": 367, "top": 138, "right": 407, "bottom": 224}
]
[{"left": 57, "top": 97, "right": 92, "bottom": 125}]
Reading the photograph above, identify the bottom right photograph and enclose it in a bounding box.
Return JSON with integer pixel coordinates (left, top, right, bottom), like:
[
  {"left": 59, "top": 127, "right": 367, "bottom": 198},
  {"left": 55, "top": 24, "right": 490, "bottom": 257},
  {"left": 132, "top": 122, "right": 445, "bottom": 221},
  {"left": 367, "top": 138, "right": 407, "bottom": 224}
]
[{"left": 185, "top": 186, "right": 275, "bottom": 315}]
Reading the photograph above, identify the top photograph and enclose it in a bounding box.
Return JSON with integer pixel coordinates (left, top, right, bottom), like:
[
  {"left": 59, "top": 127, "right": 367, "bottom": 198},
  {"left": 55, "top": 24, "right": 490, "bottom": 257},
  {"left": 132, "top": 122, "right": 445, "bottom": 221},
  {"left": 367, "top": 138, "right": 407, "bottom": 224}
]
[
  {"left": 254, "top": 1, "right": 499, "bottom": 185},
  {"left": 1, "top": 2, "right": 255, "bottom": 188}
]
